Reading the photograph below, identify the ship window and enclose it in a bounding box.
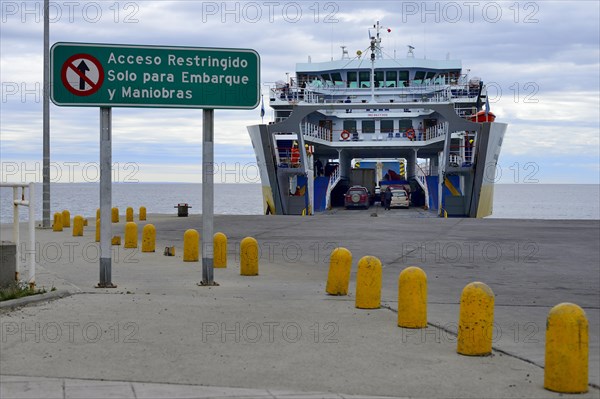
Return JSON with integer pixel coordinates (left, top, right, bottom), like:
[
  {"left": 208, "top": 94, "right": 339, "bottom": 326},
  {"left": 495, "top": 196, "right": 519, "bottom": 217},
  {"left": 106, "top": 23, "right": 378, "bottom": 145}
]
[
  {"left": 347, "top": 71, "right": 357, "bottom": 88},
  {"left": 330, "top": 72, "right": 344, "bottom": 86},
  {"left": 414, "top": 71, "right": 426, "bottom": 85},
  {"left": 362, "top": 120, "right": 375, "bottom": 133},
  {"left": 374, "top": 71, "right": 384, "bottom": 88},
  {"left": 321, "top": 73, "right": 331, "bottom": 81},
  {"left": 343, "top": 120, "right": 357, "bottom": 133},
  {"left": 398, "top": 119, "right": 413, "bottom": 130},
  {"left": 398, "top": 70, "right": 409, "bottom": 86},
  {"left": 386, "top": 71, "right": 397, "bottom": 87},
  {"left": 359, "top": 71, "right": 370, "bottom": 88},
  {"left": 381, "top": 120, "right": 394, "bottom": 133}
]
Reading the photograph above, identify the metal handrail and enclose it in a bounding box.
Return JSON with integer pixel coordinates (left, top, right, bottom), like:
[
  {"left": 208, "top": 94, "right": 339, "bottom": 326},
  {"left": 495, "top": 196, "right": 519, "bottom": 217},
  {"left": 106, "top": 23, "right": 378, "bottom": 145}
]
[
  {"left": 1, "top": 182, "right": 36, "bottom": 287},
  {"left": 325, "top": 166, "right": 341, "bottom": 210}
]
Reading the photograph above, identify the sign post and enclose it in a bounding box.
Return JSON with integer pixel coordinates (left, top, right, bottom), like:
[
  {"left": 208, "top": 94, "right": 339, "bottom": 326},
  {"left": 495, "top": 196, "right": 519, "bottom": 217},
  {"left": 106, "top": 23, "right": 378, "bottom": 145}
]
[
  {"left": 98, "top": 107, "right": 115, "bottom": 288},
  {"left": 51, "top": 42, "right": 260, "bottom": 288}
]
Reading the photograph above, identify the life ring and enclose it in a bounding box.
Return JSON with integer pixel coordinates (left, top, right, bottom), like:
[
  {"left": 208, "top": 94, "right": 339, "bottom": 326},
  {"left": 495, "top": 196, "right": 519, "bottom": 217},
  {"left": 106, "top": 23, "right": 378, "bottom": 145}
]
[
  {"left": 406, "top": 128, "right": 416, "bottom": 140},
  {"left": 341, "top": 130, "right": 350, "bottom": 140}
]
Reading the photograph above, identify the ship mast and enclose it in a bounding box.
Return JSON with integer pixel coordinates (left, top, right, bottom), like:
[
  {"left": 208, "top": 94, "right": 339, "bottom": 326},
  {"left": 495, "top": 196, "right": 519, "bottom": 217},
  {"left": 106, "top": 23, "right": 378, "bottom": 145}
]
[{"left": 369, "top": 21, "right": 386, "bottom": 102}]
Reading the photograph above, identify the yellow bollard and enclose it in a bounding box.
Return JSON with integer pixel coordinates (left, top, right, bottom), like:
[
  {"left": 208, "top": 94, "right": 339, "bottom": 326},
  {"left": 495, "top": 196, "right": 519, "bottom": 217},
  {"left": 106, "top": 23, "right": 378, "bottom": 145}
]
[
  {"left": 139, "top": 206, "right": 146, "bottom": 221},
  {"left": 124, "top": 222, "right": 138, "bottom": 248},
  {"left": 96, "top": 208, "right": 100, "bottom": 221},
  {"left": 183, "top": 229, "right": 199, "bottom": 262},
  {"left": 112, "top": 236, "right": 121, "bottom": 245},
  {"left": 72, "top": 215, "right": 84, "bottom": 236},
  {"left": 53, "top": 212, "right": 63, "bottom": 232},
  {"left": 126, "top": 207, "right": 134, "bottom": 222},
  {"left": 111, "top": 207, "right": 119, "bottom": 223},
  {"left": 544, "top": 303, "right": 588, "bottom": 393},
  {"left": 240, "top": 237, "right": 258, "bottom": 276},
  {"left": 83, "top": 218, "right": 88, "bottom": 227},
  {"left": 325, "top": 247, "right": 352, "bottom": 295},
  {"left": 355, "top": 256, "right": 382, "bottom": 309},
  {"left": 95, "top": 219, "right": 100, "bottom": 242},
  {"left": 61, "top": 210, "right": 71, "bottom": 228},
  {"left": 398, "top": 266, "right": 427, "bottom": 328},
  {"left": 142, "top": 224, "right": 156, "bottom": 253},
  {"left": 457, "top": 282, "right": 494, "bottom": 356},
  {"left": 213, "top": 232, "right": 227, "bottom": 268}
]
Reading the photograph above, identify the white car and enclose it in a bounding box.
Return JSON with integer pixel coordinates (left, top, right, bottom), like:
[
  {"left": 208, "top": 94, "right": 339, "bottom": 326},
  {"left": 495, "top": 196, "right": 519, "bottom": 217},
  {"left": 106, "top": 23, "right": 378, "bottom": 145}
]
[{"left": 389, "top": 189, "right": 410, "bottom": 208}]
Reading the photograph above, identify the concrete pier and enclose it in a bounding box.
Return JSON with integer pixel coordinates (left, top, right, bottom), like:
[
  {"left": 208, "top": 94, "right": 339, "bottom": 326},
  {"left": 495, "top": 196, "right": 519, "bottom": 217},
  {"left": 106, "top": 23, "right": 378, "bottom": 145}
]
[{"left": 1, "top": 213, "right": 598, "bottom": 398}]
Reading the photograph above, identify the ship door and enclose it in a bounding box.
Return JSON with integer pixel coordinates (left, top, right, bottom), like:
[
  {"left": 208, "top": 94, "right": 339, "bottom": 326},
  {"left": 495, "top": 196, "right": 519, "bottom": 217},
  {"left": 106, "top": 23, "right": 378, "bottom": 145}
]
[{"left": 319, "top": 120, "right": 333, "bottom": 141}]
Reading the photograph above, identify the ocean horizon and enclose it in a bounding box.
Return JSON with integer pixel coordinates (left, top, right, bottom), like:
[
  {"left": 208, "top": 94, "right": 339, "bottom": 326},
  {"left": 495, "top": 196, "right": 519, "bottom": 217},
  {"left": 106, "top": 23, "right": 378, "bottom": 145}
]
[{"left": 1, "top": 183, "right": 599, "bottom": 223}]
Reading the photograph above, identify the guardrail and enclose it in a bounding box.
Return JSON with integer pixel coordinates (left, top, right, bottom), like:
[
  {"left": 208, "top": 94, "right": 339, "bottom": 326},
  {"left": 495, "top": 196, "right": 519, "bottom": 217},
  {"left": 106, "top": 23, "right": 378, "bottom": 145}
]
[
  {"left": 325, "top": 166, "right": 341, "bottom": 210},
  {"left": 1, "top": 182, "right": 36, "bottom": 287}
]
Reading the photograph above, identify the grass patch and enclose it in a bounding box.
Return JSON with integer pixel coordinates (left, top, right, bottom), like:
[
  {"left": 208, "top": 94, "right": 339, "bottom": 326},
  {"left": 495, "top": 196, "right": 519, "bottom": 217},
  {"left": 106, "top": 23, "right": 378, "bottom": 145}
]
[{"left": 0, "top": 282, "right": 48, "bottom": 302}]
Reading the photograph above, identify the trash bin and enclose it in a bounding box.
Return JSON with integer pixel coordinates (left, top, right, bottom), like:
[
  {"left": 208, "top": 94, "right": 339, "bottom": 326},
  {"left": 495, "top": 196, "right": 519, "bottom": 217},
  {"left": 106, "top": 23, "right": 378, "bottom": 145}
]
[{"left": 175, "top": 203, "right": 191, "bottom": 217}]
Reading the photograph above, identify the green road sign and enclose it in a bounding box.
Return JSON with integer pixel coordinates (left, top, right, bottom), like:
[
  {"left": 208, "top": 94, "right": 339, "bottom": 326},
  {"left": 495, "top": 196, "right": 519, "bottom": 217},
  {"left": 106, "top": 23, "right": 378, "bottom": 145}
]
[{"left": 51, "top": 42, "right": 260, "bottom": 109}]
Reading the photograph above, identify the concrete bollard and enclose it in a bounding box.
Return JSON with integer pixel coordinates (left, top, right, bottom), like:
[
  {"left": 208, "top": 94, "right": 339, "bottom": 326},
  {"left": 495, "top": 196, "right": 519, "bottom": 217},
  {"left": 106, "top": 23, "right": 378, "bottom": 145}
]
[
  {"left": 213, "top": 232, "right": 227, "bottom": 268},
  {"left": 139, "top": 206, "right": 147, "bottom": 221},
  {"left": 62, "top": 210, "right": 71, "bottom": 228},
  {"left": 111, "top": 207, "right": 119, "bottom": 223},
  {"left": 53, "top": 212, "right": 63, "bottom": 232},
  {"left": 142, "top": 224, "right": 156, "bottom": 253},
  {"left": 183, "top": 229, "right": 199, "bottom": 262},
  {"left": 124, "top": 222, "right": 138, "bottom": 248},
  {"left": 72, "top": 215, "right": 84, "bottom": 236},
  {"left": 544, "top": 303, "right": 588, "bottom": 393},
  {"left": 398, "top": 266, "right": 427, "bottom": 328},
  {"left": 112, "top": 236, "right": 121, "bottom": 245},
  {"left": 240, "top": 237, "right": 258, "bottom": 276},
  {"left": 355, "top": 256, "right": 382, "bottom": 309},
  {"left": 126, "top": 207, "right": 134, "bottom": 222},
  {"left": 457, "top": 282, "right": 494, "bottom": 356},
  {"left": 325, "top": 247, "right": 352, "bottom": 295},
  {"left": 95, "top": 219, "right": 100, "bottom": 242}
]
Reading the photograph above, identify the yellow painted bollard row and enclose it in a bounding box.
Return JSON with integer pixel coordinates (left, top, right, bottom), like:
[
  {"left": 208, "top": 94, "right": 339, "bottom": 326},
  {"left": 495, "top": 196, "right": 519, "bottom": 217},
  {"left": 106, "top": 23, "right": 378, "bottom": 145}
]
[
  {"left": 72, "top": 215, "right": 84, "bottom": 237},
  {"left": 53, "top": 212, "right": 63, "bottom": 232},
  {"left": 124, "top": 222, "right": 138, "bottom": 248},
  {"left": 326, "top": 247, "right": 352, "bottom": 296},
  {"left": 457, "top": 282, "right": 494, "bottom": 356},
  {"left": 240, "top": 236, "right": 258, "bottom": 276},
  {"left": 213, "top": 232, "right": 227, "bottom": 268},
  {"left": 61, "top": 210, "right": 71, "bottom": 228},
  {"left": 355, "top": 256, "right": 382, "bottom": 309},
  {"left": 183, "top": 229, "right": 199, "bottom": 262},
  {"left": 142, "top": 224, "right": 156, "bottom": 253},
  {"left": 139, "top": 206, "right": 147, "bottom": 221},
  {"left": 126, "top": 207, "right": 134, "bottom": 222},
  {"left": 544, "top": 303, "right": 588, "bottom": 393},
  {"left": 398, "top": 266, "right": 427, "bottom": 328},
  {"left": 111, "top": 207, "right": 119, "bottom": 223}
]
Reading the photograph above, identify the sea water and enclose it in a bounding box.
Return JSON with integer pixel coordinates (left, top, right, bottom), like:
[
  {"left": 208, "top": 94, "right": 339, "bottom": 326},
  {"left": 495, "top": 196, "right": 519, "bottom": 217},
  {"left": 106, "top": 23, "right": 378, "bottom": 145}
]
[{"left": 1, "top": 183, "right": 598, "bottom": 222}]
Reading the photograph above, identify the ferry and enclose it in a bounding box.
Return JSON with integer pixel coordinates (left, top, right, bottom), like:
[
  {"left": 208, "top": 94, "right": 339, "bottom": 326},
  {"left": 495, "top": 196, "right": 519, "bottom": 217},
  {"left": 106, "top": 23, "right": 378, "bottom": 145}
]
[{"left": 247, "top": 22, "right": 507, "bottom": 217}]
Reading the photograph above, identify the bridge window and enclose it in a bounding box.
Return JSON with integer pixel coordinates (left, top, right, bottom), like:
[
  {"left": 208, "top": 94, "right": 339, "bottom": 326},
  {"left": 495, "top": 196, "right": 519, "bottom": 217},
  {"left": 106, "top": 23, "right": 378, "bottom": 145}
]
[
  {"left": 359, "top": 71, "right": 370, "bottom": 88},
  {"left": 330, "top": 72, "right": 344, "bottom": 86},
  {"left": 374, "top": 71, "right": 384, "bottom": 87},
  {"left": 386, "top": 71, "right": 397, "bottom": 87},
  {"left": 343, "top": 120, "right": 357, "bottom": 133},
  {"left": 347, "top": 71, "right": 357, "bottom": 88},
  {"left": 399, "top": 70, "right": 409, "bottom": 86}
]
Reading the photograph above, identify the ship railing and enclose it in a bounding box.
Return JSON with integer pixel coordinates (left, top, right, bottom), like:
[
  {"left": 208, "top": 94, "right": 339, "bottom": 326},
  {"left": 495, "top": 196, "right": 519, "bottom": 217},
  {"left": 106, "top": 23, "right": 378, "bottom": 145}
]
[
  {"left": 425, "top": 122, "right": 449, "bottom": 140},
  {"left": 325, "top": 165, "right": 341, "bottom": 210},
  {"left": 301, "top": 122, "right": 333, "bottom": 142},
  {"left": 415, "top": 164, "right": 430, "bottom": 209},
  {"left": 275, "top": 147, "right": 302, "bottom": 168}
]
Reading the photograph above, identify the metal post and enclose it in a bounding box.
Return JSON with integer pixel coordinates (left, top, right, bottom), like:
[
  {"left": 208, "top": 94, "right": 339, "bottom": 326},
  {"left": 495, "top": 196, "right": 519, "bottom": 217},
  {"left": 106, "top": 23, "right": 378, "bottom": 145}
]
[
  {"left": 13, "top": 187, "right": 20, "bottom": 280},
  {"left": 200, "top": 109, "right": 217, "bottom": 286},
  {"left": 42, "top": 0, "right": 50, "bottom": 228},
  {"left": 28, "top": 182, "right": 35, "bottom": 287},
  {"left": 98, "top": 107, "right": 116, "bottom": 288}
]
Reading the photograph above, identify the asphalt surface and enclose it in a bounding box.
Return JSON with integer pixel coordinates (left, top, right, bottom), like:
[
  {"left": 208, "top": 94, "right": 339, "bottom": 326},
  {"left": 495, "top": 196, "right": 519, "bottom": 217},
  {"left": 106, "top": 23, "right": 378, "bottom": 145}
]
[{"left": 1, "top": 209, "right": 598, "bottom": 398}]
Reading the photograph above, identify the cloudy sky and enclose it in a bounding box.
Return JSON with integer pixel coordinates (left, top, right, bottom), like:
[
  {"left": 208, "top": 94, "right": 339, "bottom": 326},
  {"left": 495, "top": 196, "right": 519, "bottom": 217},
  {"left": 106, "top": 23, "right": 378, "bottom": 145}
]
[{"left": 1, "top": 0, "right": 599, "bottom": 184}]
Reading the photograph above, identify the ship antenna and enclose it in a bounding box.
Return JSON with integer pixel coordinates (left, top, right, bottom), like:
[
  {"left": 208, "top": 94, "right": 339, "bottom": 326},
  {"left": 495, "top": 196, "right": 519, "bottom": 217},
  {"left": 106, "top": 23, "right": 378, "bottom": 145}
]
[
  {"left": 340, "top": 45, "right": 350, "bottom": 60},
  {"left": 407, "top": 45, "right": 415, "bottom": 58}
]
